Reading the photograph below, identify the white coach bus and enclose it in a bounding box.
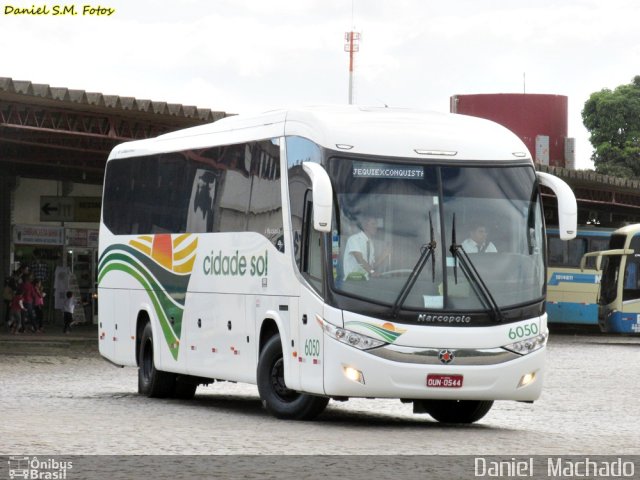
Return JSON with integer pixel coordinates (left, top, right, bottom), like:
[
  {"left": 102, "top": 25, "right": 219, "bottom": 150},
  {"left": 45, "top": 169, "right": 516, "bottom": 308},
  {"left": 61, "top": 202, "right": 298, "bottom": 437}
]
[{"left": 98, "top": 106, "right": 577, "bottom": 424}]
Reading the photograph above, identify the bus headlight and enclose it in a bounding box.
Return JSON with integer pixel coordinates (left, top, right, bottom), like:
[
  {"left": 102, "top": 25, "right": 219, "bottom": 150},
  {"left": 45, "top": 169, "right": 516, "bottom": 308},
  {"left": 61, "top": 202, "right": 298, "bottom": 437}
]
[
  {"left": 317, "top": 316, "right": 387, "bottom": 350},
  {"left": 503, "top": 331, "right": 548, "bottom": 355}
]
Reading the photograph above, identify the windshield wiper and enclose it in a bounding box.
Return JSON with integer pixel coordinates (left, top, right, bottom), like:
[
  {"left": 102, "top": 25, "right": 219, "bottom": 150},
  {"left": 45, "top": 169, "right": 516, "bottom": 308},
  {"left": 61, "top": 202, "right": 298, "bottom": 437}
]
[
  {"left": 391, "top": 212, "right": 437, "bottom": 318},
  {"left": 449, "top": 215, "right": 504, "bottom": 323}
]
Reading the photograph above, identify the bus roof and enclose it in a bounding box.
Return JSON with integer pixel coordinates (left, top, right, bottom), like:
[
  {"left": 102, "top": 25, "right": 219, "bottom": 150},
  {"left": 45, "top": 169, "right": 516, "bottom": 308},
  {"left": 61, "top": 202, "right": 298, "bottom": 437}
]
[
  {"left": 107, "top": 105, "right": 532, "bottom": 162},
  {"left": 611, "top": 224, "right": 640, "bottom": 236}
]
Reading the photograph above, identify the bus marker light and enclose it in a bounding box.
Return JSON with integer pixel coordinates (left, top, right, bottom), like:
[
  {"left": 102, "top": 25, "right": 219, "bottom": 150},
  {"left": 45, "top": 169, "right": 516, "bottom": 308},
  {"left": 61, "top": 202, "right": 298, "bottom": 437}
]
[
  {"left": 518, "top": 371, "right": 536, "bottom": 388},
  {"left": 343, "top": 365, "right": 364, "bottom": 384},
  {"left": 414, "top": 149, "right": 457, "bottom": 156},
  {"left": 292, "top": 351, "right": 297, "bottom": 358},
  {"left": 211, "top": 348, "right": 217, "bottom": 353}
]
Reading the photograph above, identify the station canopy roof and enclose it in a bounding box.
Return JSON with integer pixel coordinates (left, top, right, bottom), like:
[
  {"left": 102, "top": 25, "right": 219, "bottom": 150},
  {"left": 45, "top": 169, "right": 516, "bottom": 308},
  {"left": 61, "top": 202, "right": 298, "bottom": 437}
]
[{"left": 0, "top": 77, "right": 227, "bottom": 184}]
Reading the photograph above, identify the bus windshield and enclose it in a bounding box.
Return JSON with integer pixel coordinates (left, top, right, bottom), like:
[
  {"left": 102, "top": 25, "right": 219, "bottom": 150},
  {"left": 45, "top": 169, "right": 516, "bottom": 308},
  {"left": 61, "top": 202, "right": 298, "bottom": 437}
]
[{"left": 328, "top": 158, "right": 545, "bottom": 315}]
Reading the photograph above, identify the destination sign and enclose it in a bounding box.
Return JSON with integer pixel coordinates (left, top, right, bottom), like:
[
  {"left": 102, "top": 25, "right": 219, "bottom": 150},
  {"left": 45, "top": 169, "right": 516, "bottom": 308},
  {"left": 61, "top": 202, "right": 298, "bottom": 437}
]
[{"left": 352, "top": 163, "right": 424, "bottom": 179}]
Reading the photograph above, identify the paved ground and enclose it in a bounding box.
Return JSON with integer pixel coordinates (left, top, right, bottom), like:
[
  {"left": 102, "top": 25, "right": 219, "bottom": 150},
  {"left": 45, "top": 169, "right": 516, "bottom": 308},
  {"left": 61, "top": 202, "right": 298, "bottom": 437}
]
[{"left": 1, "top": 326, "right": 639, "bottom": 459}]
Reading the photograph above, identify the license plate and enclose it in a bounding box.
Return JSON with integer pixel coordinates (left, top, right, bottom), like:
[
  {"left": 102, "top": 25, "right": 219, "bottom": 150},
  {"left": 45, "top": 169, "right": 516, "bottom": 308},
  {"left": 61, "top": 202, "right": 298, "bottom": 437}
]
[{"left": 426, "top": 374, "right": 463, "bottom": 388}]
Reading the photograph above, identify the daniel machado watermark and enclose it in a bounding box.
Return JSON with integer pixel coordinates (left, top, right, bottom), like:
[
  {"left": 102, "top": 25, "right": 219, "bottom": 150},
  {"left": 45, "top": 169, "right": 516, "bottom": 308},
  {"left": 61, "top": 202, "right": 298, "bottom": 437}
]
[
  {"left": 7, "top": 456, "right": 72, "bottom": 479},
  {"left": 474, "top": 456, "right": 636, "bottom": 478}
]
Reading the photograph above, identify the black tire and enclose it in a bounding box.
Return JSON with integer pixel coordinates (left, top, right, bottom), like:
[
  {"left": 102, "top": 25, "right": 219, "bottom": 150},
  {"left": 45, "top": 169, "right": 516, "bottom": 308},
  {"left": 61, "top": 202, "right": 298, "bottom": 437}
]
[
  {"left": 257, "top": 334, "right": 329, "bottom": 420},
  {"left": 173, "top": 375, "right": 198, "bottom": 400},
  {"left": 419, "top": 399, "right": 493, "bottom": 424},
  {"left": 138, "top": 321, "right": 176, "bottom": 398}
]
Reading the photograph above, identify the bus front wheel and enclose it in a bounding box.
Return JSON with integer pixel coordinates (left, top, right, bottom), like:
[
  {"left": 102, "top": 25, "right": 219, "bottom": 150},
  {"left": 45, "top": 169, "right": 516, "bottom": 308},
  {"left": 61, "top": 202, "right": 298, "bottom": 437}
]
[
  {"left": 417, "top": 399, "right": 493, "bottom": 424},
  {"left": 138, "top": 322, "right": 176, "bottom": 398},
  {"left": 257, "top": 334, "right": 329, "bottom": 420}
]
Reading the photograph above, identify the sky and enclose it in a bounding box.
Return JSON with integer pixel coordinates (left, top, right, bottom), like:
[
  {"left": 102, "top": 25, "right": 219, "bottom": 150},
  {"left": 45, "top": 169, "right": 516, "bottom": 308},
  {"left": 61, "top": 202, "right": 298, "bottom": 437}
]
[{"left": 2, "top": 0, "right": 639, "bottom": 170}]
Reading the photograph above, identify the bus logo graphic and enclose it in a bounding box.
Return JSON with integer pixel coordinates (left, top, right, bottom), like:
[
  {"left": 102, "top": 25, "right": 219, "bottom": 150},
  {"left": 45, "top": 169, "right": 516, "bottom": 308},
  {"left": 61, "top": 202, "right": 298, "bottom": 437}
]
[
  {"left": 8, "top": 456, "right": 29, "bottom": 479},
  {"left": 438, "top": 349, "right": 455, "bottom": 364},
  {"left": 344, "top": 321, "right": 406, "bottom": 343},
  {"left": 98, "top": 233, "right": 198, "bottom": 360}
]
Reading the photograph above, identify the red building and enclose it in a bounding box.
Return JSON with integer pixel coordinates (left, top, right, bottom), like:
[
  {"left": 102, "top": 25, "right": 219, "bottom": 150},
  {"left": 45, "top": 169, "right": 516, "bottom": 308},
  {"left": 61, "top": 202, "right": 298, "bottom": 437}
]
[{"left": 450, "top": 93, "right": 570, "bottom": 168}]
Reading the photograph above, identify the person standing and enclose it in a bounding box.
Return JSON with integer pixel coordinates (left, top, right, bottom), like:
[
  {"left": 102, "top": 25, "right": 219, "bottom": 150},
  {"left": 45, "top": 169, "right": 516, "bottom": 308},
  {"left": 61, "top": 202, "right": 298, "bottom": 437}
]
[
  {"left": 20, "top": 273, "right": 38, "bottom": 333},
  {"left": 9, "top": 290, "right": 26, "bottom": 334},
  {"left": 33, "top": 279, "right": 45, "bottom": 333},
  {"left": 3, "top": 277, "right": 14, "bottom": 329},
  {"left": 63, "top": 291, "right": 75, "bottom": 334}
]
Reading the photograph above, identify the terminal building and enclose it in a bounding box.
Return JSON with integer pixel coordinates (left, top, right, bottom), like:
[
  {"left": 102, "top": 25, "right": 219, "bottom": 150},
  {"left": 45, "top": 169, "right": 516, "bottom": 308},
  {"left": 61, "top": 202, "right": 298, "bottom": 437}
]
[
  {"left": 0, "top": 77, "right": 226, "bottom": 323},
  {"left": 2, "top": 78, "right": 640, "bottom": 325}
]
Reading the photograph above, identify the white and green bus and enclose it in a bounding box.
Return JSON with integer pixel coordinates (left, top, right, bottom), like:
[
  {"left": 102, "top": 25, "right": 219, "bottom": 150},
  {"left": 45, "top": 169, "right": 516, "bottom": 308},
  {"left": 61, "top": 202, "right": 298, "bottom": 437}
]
[{"left": 98, "top": 106, "right": 577, "bottom": 424}]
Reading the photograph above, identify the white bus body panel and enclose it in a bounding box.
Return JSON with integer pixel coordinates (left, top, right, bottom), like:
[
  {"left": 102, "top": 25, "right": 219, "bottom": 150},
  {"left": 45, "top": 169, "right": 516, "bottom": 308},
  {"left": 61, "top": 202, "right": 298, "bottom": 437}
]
[{"left": 98, "top": 106, "right": 555, "bottom": 403}]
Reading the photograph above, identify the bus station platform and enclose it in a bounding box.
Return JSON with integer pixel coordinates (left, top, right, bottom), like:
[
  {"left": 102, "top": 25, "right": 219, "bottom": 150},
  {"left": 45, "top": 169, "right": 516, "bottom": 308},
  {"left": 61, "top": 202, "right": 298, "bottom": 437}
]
[{"left": 0, "top": 322, "right": 98, "bottom": 356}]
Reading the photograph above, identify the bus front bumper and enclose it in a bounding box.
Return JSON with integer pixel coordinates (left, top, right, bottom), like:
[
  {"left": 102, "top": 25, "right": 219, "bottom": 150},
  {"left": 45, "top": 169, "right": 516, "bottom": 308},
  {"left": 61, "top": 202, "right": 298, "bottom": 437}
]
[{"left": 322, "top": 336, "right": 545, "bottom": 402}]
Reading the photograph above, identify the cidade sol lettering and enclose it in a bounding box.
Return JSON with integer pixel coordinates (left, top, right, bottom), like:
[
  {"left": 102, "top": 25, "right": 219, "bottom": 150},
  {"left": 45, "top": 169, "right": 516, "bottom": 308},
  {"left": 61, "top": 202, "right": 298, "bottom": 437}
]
[{"left": 203, "top": 250, "right": 268, "bottom": 277}]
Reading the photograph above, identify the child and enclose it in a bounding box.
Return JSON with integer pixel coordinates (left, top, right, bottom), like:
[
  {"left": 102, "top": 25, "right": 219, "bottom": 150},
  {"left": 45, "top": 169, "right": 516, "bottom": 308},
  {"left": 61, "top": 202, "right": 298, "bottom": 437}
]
[
  {"left": 9, "top": 291, "right": 26, "bottom": 334},
  {"left": 33, "top": 279, "right": 45, "bottom": 333},
  {"left": 63, "top": 291, "right": 75, "bottom": 334}
]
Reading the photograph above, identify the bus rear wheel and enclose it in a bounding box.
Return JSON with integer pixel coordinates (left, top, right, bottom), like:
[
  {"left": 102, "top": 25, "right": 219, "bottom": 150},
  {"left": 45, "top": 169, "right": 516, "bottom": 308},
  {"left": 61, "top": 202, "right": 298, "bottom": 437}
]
[
  {"left": 418, "top": 399, "right": 493, "bottom": 424},
  {"left": 257, "top": 334, "right": 329, "bottom": 420},
  {"left": 138, "top": 322, "right": 176, "bottom": 398}
]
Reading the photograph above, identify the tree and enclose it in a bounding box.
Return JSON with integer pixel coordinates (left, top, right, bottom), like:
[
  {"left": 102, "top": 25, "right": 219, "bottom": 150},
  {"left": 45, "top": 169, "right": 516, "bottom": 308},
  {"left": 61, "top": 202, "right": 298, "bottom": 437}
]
[{"left": 582, "top": 76, "right": 640, "bottom": 179}]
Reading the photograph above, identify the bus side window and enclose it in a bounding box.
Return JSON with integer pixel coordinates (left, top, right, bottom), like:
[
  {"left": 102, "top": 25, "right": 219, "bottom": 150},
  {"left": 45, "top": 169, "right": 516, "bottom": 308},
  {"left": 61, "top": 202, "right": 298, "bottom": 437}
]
[
  {"left": 286, "top": 136, "right": 321, "bottom": 272},
  {"left": 623, "top": 236, "right": 640, "bottom": 300},
  {"left": 566, "top": 238, "right": 587, "bottom": 267},
  {"left": 301, "top": 197, "right": 324, "bottom": 295},
  {"left": 547, "top": 236, "right": 565, "bottom": 266}
]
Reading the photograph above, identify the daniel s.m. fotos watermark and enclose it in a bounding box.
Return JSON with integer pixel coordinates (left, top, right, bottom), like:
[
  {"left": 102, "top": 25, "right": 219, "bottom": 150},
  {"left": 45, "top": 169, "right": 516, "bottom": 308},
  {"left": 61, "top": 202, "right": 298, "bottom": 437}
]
[{"left": 3, "top": 3, "right": 115, "bottom": 16}]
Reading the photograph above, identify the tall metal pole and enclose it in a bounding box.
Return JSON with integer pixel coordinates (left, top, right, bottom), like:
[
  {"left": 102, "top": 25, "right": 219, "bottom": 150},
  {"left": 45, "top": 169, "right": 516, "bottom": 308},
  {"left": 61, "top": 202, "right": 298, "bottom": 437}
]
[
  {"left": 348, "top": 32, "right": 354, "bottom": 104},
  {"left": 344, "top": 31, "right": 360, "bottom": 105}
]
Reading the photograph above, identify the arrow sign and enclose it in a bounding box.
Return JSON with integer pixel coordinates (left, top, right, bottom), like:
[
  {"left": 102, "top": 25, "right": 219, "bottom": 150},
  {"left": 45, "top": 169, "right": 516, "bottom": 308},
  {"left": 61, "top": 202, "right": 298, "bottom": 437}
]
[
  {"left": 41, "top": 202, "right": 59, "bottom": 216},
  {"left": 40, "top": 196, "right": 74, "bottom": 222}
]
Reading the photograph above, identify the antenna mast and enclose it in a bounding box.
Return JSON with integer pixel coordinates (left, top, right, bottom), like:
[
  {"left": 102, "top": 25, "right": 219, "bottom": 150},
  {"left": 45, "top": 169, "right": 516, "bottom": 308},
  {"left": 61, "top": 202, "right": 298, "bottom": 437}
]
[{"left": 344, "top": 1, "right": 360, "bottom": 105}]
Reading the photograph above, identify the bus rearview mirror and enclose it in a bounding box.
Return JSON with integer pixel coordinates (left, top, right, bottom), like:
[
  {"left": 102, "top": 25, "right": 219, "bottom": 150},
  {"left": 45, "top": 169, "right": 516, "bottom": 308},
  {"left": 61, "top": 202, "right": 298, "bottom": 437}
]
[
  {"left": 302, "top": 162, "right": 333, "bottom": 233},
  {"left": 536, "top": 172, "right": 577, "bottom": 241}
]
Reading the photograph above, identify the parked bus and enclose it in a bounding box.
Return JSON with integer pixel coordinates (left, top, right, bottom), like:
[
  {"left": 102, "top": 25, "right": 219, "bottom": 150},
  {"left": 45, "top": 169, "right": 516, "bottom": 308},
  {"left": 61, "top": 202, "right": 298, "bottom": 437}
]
[
  {"left": 581, "top": 224, "right": 640, "bottom": 333},
  {"left": 98, "top": 106, "right": 577, "bottom": 424},
  {"left": 546, "top": 227, "right": 613, "bottom": 325}
]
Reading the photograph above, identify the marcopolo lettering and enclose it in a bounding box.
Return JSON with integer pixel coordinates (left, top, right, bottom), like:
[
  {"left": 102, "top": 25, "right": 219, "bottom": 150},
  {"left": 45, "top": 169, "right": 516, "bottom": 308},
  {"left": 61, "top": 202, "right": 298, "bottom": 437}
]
[
  {"left": 417, "top": 313, "right": 471, "bottom": 324},
  {"left": 203, "top": 250, "right": 268, "bottom": 277}
]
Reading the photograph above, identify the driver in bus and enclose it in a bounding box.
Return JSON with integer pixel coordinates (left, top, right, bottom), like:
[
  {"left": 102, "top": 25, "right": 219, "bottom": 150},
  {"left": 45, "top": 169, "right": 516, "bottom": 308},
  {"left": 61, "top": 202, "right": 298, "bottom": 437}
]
[
  {"left": 343, "top": 215, "right": 391, "bottom": 280},
  {"left": 461, "top": 223, "right": 497, "bottom": 253}
]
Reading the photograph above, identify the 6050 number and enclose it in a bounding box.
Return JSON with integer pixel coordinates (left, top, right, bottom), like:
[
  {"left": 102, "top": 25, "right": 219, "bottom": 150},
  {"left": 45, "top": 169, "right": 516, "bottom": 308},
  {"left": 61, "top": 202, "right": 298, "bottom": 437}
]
[
  {"left": 508, "top": 322, "right": 539, "bottom": 340},
  {"left": 304, "top": 339, "right": 320, "bottom": 357}
]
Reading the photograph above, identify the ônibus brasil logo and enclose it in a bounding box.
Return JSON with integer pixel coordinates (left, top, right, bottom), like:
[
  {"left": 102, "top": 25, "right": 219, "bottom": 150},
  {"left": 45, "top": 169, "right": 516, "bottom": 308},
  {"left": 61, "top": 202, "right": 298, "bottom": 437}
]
[{"left": 8, "top": 456, "right": 72, "bottom": 479}]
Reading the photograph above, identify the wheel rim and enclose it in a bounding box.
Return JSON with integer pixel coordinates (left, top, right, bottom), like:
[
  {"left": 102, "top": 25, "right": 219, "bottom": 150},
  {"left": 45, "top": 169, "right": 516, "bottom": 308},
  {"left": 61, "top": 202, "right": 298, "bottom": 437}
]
[
  {"left": 142, "top": 338, "right": 153, "bottom": 381},
  {"left": 269, "top": 357, "right": 298, "bottom": 402}
]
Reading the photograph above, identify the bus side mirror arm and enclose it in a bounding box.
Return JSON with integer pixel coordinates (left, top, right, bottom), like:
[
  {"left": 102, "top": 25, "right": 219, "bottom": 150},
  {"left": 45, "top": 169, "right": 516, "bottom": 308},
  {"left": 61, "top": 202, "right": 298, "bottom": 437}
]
[
  {"left": 302, "top": 162, "right": 333, "bottom": 233},
  {"left": 581, "top": 249, "right": 634, "bottom": 271},
  {"left": 580, "top": 252, "right": 601, "bottom": 271},
  {"left": 537, "top": 171, "right": 577, "bottom": 240}
]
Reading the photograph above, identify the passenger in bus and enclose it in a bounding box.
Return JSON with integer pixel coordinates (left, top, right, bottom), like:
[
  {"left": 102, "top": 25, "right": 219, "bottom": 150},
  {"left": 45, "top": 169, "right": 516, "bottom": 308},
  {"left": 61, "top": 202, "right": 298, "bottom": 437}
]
[
  {"left": 461, "top": 223, "right": 497, "bottom": 253},
  {"left": 343, "top": 215, "right": 390, "bottom": 280}
]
